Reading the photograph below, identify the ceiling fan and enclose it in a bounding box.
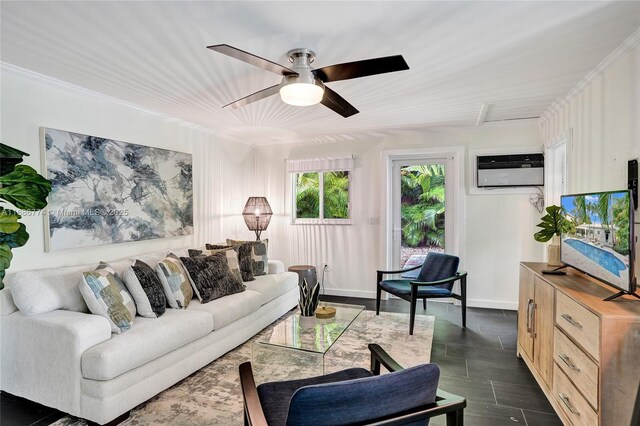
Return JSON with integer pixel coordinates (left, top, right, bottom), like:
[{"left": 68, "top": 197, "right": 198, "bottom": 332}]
[{"left": 207, "top": 44, "right": 409, "bottom": 118}]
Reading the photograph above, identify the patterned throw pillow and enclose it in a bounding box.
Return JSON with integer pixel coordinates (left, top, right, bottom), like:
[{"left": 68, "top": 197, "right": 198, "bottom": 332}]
[
  {"left": 156, "top": 253, "right": 193, "bottom": 309},
  {"left": 189, "top": 248, "right": 243, "bottom": 284},
  {"left": 123, "top": 260, "right": 167, "bottom": 318},
  {"left": 207, "top": 243, "right": 255, "bottom": 282},
  {"left": 79, "top": 262, "right": 136, "bottom": 334},
  {"left": 225, "top": 239, "right": 269, "bottom": 277},
  {"left": 180, "top": 253, "right": 245, "bottom": 303}
]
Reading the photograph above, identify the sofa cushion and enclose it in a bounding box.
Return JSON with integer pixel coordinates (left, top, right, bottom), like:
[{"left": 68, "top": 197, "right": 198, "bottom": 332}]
[
  {"left": 189, "top": 248, "right": 243, "bottom": 284},
  {"left": 81, "top": 308, "right": 213, "bottom": 380},
  {"left": 188, "top": 290, "right": 262, "bottom": 330},
  {"left": 180, "top": 254, "right": 245, "bottom": 303},
  {"left": 226, "top": 239, "right": 269, "bottom": 276},
  {"left": 156, "top": 253, "right": 193, "bottom": 309},
  {"left": 244, "top": 272, "right": 298, "bottom": 306},
  {"left": 208, "top": 243, "right": 255, "bottom": 282},
  {"left": 8, "top": 265, "right": 89, "bottom": 316},
  {"left": 123, "top": 260, "right": 167, "bottom": 318},
  {"left": 80, "top": 262, "right": 137, "bottom": 334}
]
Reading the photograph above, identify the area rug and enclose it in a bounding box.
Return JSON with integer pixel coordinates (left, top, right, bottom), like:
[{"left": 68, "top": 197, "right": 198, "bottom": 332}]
[{"left": 52, "top": 310, "right": 434, "bottom": 426}]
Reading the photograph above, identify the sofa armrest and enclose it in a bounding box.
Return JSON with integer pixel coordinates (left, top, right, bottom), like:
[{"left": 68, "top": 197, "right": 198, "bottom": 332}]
[
  {"left": 0, "top": 310, "right": 111, "bottom": 415},
  {"left": 0, "top": 289, "right": 17, "bottom": 316},
  {"left": 268, "top": 260, "right": 285, "bottom": 274}
]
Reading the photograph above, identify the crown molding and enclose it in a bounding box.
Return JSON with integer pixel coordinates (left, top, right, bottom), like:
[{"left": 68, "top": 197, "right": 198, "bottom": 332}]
[
  {"left": 0, "top": 62, "right": 248, "bottom": 145},
  {"left": 539, "top": 26, "right": 640, "bottom": 125}
]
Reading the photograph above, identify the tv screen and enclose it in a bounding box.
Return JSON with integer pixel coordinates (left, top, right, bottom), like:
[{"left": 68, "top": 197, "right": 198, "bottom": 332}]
[{"left": 560, "top": 190, "right": 635, "bottom": 293}]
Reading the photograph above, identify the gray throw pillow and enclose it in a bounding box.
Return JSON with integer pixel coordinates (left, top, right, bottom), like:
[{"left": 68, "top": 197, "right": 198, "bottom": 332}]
[
  {"left": 180, "top": 253, "right": 245, "bottom": 303},
  {"left": 207, "top": 243, "right": 255, "bottom": 282},
  {"left": 226, "top": 239, "right": 269, "bottom": 276},
  {"left": 189, "top": 248, "right": 243, "bottom": 284},
  {"left": 123, "top": 260, "right": 167, "bottom": 318}
]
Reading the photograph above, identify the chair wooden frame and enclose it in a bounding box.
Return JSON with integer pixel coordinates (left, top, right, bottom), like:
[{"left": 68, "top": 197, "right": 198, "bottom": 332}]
[
  {"left": 376, "top": 265, "right": 468, "bottom": 334},
  {"left": 239, "top": 344, "right": 466, "bottom": 426}
]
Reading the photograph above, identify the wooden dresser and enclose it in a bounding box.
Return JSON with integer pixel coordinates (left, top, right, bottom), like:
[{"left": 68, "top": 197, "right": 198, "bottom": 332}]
[{"left": 518, "top": 262, "right": 640, "bottom": 426}]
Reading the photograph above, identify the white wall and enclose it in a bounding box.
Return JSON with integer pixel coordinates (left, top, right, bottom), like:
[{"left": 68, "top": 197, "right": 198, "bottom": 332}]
[
  {"left": 539, "top": 37, "right": 640, "bottom": 283},
  {"left": 254, "top": 122, "right": 545, "bottom": 310},
  {"left": 0, "top": 65, "right": 254, "bottom": 273}
]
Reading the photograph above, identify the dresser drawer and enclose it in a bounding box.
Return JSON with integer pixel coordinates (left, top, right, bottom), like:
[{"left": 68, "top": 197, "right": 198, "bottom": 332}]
[
  {"left": 553, "top": 366, "right": 598, "bottom": 426},
  {"left": 554, "top": 327, "right": 599, "bottom": 409},
  {"left": 555, "top": 291, "right": 600, "bottom": 361}
]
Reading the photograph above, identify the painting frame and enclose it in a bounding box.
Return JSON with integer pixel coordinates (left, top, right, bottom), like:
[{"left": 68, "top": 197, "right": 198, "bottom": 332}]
[{"left": 41, "top": 127, "right": 193, "bottom": 252}]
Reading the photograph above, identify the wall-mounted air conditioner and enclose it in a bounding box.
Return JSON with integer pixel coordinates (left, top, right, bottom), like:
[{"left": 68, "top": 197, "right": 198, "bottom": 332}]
[{"left": 477, "top": 153, "right": 544, "bottom": 188}]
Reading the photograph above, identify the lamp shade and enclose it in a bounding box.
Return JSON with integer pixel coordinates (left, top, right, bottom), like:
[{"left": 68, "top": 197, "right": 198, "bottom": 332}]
[{"left": 242, "top": 197, "right": 272, "bottom": 239}]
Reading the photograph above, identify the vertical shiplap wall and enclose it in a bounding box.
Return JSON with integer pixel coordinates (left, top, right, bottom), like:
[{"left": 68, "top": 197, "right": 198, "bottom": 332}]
[
  {"left": 540, "top": 42, "right": 640, "bottom": 192},
  {"left": 539, "top": 40, "right": 640, "bottom": 283},
  {"left": 1, "top": 65, "right": 254, "bottom": 272},
  {"left": 253, "top": 123, "right": 545, "bottom": 310}
]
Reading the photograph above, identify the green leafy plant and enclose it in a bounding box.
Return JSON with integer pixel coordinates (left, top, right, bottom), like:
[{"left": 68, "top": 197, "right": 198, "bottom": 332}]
[
  {"left": 534, "top": 205, "right": 570, "bottom": 243},
  {"left": 0, "top": 143, "right": 52, "bottom": 289},
  {"left": 400, "top": 165, "right": 445, "bottom": 248}
]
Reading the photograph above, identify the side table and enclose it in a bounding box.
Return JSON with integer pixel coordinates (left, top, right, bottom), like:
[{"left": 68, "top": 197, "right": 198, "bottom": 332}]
[{"left": 288, "top": 265, "right": 317, "bottom": 286}]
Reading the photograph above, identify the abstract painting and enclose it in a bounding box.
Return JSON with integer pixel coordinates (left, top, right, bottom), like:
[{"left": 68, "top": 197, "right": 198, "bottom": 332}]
[{"left": 42, "top": 128, "right": 193, "bottom": 251}]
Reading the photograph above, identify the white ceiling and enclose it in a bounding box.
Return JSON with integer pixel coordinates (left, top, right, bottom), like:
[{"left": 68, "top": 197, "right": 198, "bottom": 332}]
[{"left": 1, "top": 1, "right": 639, "bottom": 145}]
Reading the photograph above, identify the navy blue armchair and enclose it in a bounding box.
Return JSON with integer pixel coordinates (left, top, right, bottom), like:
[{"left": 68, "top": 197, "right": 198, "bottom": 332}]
[
  {"left": 239, "top": 344, "right": 466, "bottom": 426},
  {"left": 377, "top": 252, "right": 467, "bottom": 334}
]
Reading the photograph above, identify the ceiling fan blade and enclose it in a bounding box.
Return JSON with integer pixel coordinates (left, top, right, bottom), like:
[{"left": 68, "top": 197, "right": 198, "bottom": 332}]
[
  {"left": 313, "top": 55, "right": 409, "bottom": 82},
  {"left": 223, "top": 84, "right": 281, "bottom": 109},
  {"left": 320, "top": 87, "right": 359, "bottom": 118},
  {"left": 207, "top": 44, "right": 297, "bottom": 76}
]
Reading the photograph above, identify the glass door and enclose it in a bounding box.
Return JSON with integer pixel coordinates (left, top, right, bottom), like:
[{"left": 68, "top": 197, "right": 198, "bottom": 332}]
[{"left": 391, "top": 159, "right": 453, "bottom": 270}]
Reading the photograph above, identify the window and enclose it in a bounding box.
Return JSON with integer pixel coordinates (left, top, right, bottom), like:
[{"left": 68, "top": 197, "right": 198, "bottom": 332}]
[
  {"left": 288, "top": 156, "right": 353, "bottom": 224},
  {"left": 545, "top": 136, "right": 568, "bottom": 206}
]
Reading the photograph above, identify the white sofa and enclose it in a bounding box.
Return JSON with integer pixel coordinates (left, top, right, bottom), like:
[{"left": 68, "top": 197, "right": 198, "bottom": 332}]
[{"left": 0, "top": 249, "right": 299, "bottom": 425}]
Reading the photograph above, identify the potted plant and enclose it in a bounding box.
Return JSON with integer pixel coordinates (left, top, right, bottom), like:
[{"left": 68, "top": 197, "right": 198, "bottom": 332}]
[
  {"left": 0, "top": 143, "right": 52, "bottom": 289},
  {"left": 534, "top": 205, "right": 570, "bottom": 266}
]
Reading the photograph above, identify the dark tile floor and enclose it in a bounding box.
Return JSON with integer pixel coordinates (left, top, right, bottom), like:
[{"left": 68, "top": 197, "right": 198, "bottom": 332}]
[{"left": 0, "top": 297, "right": 561, "bottom": 426}]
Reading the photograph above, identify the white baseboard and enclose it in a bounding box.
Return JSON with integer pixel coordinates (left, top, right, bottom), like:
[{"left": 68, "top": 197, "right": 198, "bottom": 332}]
[
  {"left": 467, "top": 299, "right": 517, "bottom": 311},
  {"left": 323, "top": 288, "right": 378, "bottom": 299}
]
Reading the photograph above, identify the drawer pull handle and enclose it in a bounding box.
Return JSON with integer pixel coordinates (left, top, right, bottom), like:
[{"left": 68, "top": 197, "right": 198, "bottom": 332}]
[
  {"left": 559, "top": 353, "right": 581, "bottom": 372},
  {"left": 561, "top": 314, "right": 582, "bottom": 328},
  {"left": 558, "top": 393, "right": 580, "bottom": 416}
]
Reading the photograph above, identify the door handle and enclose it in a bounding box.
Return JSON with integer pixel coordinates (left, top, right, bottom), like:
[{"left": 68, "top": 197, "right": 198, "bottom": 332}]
[
  {"left": 561, "top": 314, "right": 582, "bottom": 329},
  {"left": 526, "top": 299, "right": 533, "bottom": 333},
  {"left": 558, "top": 353, "right": 581, "bottom": 372},
  {"left": 529, "top": 301, "right": 537, "bottom": 338},
  {"left": 558, "top": 393, "right": 580, "bottom": 416}
]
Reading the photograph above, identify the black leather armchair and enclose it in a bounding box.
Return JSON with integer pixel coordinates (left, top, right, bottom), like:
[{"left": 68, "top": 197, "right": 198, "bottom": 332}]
[{"left": 377, "top": 252, "right": 467, "bottom": 334}]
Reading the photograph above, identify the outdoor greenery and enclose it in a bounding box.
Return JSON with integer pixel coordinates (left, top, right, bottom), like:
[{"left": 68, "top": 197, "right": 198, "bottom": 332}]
[
  {"left": 295, "top": 171, "right": 349, "bottom": 220},
  {"left": 400, "top": 165, "right": 445, "bottom": 248},
  {"left": 0, "top": 143, "right": 52, "bottom": 289},
  {"left": 323, "top": 171, "right": 349, "bottom": 219},
  {"left": 295, "top": 172, "right": 320, "bottom": 218},
  {"left": 612, "top": 195, "right": 630, "bottom": 255},
  {"left": 534, "top": 205, "right": 571, "bottom": 243}
]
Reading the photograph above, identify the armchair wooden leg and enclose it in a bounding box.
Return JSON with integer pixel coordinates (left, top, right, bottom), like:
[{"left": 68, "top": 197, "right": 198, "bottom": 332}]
[
  {"left": 446, "top": 409, "right": 464, "bottom": 426},
  {"left": 376, "top": 283, "right": 382, "bottom": 315},
  {"left": 410, "top": 286, "right": 418, "bottom": 335},
  {"left": 423, "top": 298, "right": 426, "bottom": 310},
  {"left": 461, "top": 276, "right": 467, "bottom": 328}
]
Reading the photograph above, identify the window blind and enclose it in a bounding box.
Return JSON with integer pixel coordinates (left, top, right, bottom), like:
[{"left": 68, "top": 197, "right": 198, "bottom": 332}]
[{"left": 286, "top": 155, "right": 354, "bottom": 173}]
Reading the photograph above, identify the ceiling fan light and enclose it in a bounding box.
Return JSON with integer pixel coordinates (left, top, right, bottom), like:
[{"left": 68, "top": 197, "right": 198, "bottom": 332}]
[{"left": 279, "top": 83, "right": 324, "bottom": 106}]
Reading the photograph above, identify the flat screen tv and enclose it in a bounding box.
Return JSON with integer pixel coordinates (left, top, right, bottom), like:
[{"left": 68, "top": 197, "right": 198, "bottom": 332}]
[{"left": 560, "top": 190, "right": 637, "bottom": 300}]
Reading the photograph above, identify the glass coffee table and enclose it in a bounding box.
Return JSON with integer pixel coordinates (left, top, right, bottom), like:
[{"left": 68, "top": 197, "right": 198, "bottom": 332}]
[{"left": 252, "top": 302, "right": 365, "bottom": 381}]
